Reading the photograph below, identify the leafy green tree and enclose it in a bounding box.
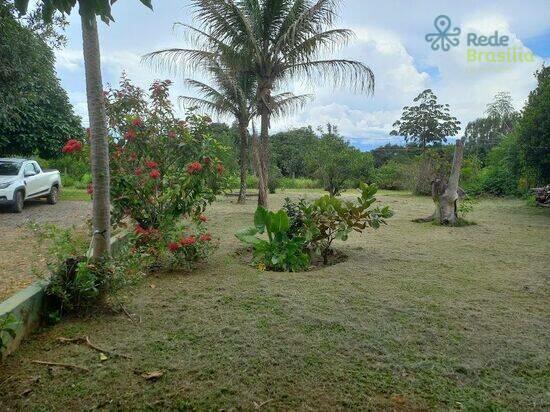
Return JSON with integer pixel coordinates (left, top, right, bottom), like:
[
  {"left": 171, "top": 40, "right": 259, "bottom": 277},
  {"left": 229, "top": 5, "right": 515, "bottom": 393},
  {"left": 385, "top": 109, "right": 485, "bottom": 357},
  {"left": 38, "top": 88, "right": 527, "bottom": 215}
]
[
  {"left": 516, "top": 66, "right": 550, "bottom": 185},
  {"left": 271, "top": 127, "right": 317, "bottom": 178},
  {"left": 306, "top": 125, "right": 374, "bottom": 196},
  {"left": 0, "top": 2, "right": 82, "bottom": 158},
  {"left": 14, "top": 0, "right": 153, "bottom": 259},
  {"left": 391, "top": 89, "right": 461, "bottom": 150},
  {"left": 179, "top": 0, "right": 374, "bottom": 207}
]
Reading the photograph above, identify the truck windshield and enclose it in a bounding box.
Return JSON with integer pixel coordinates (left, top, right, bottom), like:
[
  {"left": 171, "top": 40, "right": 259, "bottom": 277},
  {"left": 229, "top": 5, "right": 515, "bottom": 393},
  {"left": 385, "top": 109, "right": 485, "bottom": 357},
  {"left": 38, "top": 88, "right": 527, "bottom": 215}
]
[{"left": 0, "top": 161, "right": 22, "bottom": 176}]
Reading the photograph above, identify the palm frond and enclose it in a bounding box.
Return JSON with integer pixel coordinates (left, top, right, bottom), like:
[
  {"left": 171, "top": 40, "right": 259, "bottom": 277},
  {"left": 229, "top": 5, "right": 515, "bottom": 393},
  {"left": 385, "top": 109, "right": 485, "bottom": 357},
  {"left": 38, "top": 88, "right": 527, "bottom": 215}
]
[
  {"left": 141, "top": 48, "right": 217, "bottom": 78},
  {"left": 271, "top": 93, "right": 313, "bottom": 117},
  {"left": 285, "top": 59, "right": 374, "bottom": 94}
]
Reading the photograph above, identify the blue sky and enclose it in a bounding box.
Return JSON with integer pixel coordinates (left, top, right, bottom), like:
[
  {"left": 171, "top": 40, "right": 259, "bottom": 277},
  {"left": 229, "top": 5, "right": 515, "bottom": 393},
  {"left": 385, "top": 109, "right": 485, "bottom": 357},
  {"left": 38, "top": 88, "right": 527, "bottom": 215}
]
[{"left": 53, "top": 0, "right": 550, "bottom": 151}]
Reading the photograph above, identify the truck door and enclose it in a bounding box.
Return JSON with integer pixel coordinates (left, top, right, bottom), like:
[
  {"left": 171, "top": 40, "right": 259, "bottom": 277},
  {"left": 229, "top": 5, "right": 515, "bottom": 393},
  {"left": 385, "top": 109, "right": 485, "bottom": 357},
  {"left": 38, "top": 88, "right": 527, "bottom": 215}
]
[{"left": 22, "top": 163, "right": 41, "bottom": 198}]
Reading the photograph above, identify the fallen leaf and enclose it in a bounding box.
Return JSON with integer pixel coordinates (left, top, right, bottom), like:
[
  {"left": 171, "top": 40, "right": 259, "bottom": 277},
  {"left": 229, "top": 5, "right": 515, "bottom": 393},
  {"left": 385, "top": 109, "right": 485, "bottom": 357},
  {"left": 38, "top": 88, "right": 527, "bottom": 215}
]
[
  {"left": 99, "top": 353, "right": 108, "bottom": 361},
  {"left": 150, "top": 284, "right": 156, "bottom": 289},
  {"left": 141, "top": 370, "right": 163, "bottom": 381}
]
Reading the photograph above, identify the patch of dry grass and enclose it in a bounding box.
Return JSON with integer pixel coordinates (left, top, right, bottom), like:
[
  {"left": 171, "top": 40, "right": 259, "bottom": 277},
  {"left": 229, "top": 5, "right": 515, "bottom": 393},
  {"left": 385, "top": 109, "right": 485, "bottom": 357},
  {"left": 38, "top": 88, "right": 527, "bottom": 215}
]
[{"left": 0, "top": 190, "right": 549, "bottom": 410}]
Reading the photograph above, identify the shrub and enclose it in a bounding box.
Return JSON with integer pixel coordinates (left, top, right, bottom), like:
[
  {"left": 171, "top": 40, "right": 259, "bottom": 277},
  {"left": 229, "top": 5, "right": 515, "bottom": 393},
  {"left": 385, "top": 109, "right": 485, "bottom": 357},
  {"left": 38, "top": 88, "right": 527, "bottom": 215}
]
[
  {"left": 237, "top": 184, "right": 393, "bottom": 271},
  {"left": 287, "top": 183, "right": 393, "bottom": 264},
  {"left": 374, "top": 160, "right": 410, "bottom": 190},
  {"left": 0, "top": 314, "right": 18, "bottom": 352},
  {"left": 105, "top": 78, "right": 227, "bottom": 269},
  {"left": 236, "top": 208, "right": 310, "bottom": 272}
]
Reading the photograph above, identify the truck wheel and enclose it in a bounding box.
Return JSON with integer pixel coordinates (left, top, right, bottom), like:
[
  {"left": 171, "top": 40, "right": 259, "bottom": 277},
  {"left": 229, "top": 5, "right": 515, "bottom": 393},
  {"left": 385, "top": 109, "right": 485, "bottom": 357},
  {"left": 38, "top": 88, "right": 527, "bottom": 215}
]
[
  {"left": 12, "top": 190, "right": 24, "bottom": 213},
  {"left": 47, "top": 185, "right": 59, "bottom": 205}
]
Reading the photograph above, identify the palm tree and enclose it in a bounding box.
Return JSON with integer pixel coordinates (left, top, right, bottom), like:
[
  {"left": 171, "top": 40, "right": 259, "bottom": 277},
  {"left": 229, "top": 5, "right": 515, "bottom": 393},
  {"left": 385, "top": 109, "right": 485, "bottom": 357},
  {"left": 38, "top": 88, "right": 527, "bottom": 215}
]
[
  {"left": 177, "top": 58, "right": 309, "bottom": 203},
  {"left": 186, "top": 0, "right": 375, "bottom": 206},
  {"left": 14, "top": 0, "right": 153, "bottom": 259}
]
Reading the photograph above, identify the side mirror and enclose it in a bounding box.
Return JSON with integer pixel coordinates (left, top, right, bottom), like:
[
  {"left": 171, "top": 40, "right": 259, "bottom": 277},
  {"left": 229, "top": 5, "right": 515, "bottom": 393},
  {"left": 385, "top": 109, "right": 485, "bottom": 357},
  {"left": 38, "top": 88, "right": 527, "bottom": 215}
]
[{"left": 24, "top": 171, "right": 36, "bottom": 177}]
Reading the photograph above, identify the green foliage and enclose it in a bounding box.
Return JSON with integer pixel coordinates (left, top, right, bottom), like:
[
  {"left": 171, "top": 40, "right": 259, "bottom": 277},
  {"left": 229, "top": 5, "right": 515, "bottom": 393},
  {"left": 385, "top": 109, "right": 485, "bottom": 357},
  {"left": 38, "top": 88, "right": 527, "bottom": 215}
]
[
  {"left": 291, "top": 183, "right": 393, "bottom": 263},
  {"left": 0, "top": 314, "right": 18, "bottom": 352},
  {"left": 374, "top": 160, "right": 410, "bottom": 190},
  {"left": 106, "top": 77, "right": 227, "bottom": 230},
  {"left": 0, "top": 3, "right": 83, "bottom": 159},
  {"left": 516, "top": 66, "right": 550, "bottom": 185},
  {"left": 391, "top": 89, "right": 461, "bottom": 149},
  {"left": 271, "top": 127, "right": 318, "bottom": 178},
  {"left": 236, "top": 207, "right": 310, "bottom": 272},
  {"left": 306, "top": 126, "right": 375, "bottom": 196},
  {"left": 30, "top": 223, "right": 145, "bottom": 319},
  {"left": 465, "top": 92, "right": 519, "bottom": 163}
]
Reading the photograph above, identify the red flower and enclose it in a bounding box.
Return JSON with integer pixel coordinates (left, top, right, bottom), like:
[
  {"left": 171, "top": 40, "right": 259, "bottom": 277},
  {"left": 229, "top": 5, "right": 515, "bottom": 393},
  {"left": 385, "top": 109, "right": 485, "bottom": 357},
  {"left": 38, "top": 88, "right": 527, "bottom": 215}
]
[
  {"left": 202, "top": 157, "right": 211, "bottom": 165},
  {"left": 131, "top": 117, "right": 143, "bottom": 127},
  {"left": 200, "top": 233, "right": 212, "bottom": 242},
  {"left": 198, "top": 214, "right": 208, "bottom": 222},
  {"left": 130, "top": 152, "right": 137, "bottom": 161},
  {"left": 168, "top": 130, "right": 176, "bottom": 139},
  {"left": 217, "top": 163, "right": 224, "bottom": 175},
  {"left": 187, "top": 161, "right": 203, "bottom": 174},
  {"left": 135, "top": 168, "right": 143, "bottom": 176},
  {"left": 86, "top": 184, "right": 94, "bottom": 195},
  {"left": 125, "top": 128, "right": 137, "bottom": 140},
  {"left": 179, "top": 235, "right": 196, "bottom": 246},
  {"left": 149, "top": 169, "right": 161, "bottom": 179},
  {"left": 145, "top": 160, "right": 158, "bottom": 169},
  {"left": 168, "top": 242, "right": 180, "bottom": 251},
  {"left": 62, "top": 139, "right": 83, "bottom": 154}
]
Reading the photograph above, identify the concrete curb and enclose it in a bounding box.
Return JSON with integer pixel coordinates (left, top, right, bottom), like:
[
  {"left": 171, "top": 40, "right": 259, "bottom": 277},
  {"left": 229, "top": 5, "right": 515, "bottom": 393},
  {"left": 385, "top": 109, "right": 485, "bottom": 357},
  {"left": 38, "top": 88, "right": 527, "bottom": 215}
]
[{"left": 0, "top": 232, "right": 128, "bottom": 359}]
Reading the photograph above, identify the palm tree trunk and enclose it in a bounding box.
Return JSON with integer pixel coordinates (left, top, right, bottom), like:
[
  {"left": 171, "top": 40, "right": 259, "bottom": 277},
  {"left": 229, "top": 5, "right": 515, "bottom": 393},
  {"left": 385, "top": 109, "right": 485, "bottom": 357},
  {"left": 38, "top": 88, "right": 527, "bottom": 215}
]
[
  {"left": 237, "top": 121, "right": 249, "bottom": 204},
  {"left": 257, "top": 110, "right": 270, "bottom": 207},
  {"left": 81, "top": 16, "right": 111, "bottom": 258}
]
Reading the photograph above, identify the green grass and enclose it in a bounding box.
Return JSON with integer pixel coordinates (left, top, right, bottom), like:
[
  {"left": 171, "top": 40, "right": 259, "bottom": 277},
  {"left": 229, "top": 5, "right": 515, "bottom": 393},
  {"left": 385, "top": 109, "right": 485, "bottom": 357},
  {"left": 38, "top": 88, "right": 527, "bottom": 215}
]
[
  {"left": 59, "top": 187, "right": 90, "bottom": 201},
  {"left": 1, "top": 190, "right": 549, "bottom": 410}
]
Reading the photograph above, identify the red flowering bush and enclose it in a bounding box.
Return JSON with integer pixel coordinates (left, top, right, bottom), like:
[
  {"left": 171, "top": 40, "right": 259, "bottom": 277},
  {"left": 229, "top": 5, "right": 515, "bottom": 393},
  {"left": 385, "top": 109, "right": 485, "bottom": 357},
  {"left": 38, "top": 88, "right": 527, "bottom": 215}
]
[
  {"left": 106, "top": 76, "right": 227, "bottom": 268},
  {"left": 62, "top": 139, "right": 83, "bottom": 154}
]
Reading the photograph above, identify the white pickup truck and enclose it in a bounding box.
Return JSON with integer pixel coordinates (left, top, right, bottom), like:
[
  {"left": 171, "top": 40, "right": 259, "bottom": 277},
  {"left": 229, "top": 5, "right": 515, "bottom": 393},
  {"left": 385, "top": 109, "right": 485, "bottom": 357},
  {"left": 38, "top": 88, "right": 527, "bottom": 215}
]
[{"left": 0, "top": 158, "right": 61, "bottom": 213}]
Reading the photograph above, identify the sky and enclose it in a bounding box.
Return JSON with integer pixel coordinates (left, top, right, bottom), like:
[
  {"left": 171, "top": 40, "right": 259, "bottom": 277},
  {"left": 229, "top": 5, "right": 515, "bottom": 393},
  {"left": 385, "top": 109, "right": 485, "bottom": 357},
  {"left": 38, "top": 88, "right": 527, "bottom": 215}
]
[{"left": 53, "top": 0, "right": 550, "bottom": 151}]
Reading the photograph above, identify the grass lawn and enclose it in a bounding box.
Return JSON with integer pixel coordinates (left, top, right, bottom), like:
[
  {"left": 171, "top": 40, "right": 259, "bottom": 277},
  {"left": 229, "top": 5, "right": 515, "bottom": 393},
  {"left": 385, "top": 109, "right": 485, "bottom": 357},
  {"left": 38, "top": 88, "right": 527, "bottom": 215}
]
[
  {"left": 59, "top": 187, "right": 91, "bottom": 201},
  {"left": 1, "top": 190, "right": 549, "bottom": 410}
]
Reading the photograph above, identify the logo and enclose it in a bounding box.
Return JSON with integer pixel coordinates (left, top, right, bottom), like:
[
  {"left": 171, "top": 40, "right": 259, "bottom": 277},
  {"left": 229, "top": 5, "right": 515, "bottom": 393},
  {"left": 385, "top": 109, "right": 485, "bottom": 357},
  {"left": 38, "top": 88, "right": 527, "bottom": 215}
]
[{"left": 425, "top": 15, "right": 461, "bottom": 51}]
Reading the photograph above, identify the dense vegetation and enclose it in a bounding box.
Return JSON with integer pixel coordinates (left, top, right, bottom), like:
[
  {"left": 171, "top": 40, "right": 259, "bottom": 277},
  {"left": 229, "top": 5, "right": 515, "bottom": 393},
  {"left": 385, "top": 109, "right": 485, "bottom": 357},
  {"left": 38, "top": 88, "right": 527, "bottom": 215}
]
[{"left": 0, "top": 1, "right": 82, "bottom": 158}]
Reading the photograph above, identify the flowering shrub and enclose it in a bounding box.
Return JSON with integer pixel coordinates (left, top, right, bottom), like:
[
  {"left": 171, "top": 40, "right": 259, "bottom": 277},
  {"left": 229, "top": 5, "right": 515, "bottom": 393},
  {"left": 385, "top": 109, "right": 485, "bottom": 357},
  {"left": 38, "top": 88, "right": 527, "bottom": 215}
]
[
  {"left": 106, "top": 75, "right": 227, "bottom": 267},
  {"left": 62, "top": 139, "right": 83, "bottom": 154}
]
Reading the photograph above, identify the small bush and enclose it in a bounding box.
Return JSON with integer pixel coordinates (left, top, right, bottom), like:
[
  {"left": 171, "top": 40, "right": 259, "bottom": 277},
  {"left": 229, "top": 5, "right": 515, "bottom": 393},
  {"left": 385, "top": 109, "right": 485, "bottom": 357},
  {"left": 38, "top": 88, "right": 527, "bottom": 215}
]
[{"left": 374, "top": 160, "right": 410, "bottom": 190}]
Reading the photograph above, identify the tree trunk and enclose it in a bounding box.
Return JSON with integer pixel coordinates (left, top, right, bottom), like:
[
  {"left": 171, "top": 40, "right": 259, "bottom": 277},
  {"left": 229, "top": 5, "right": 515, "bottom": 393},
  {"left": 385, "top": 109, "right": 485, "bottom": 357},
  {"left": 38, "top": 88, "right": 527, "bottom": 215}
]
[
  {"left": 237, "top": 121, "right": 249, "bottom": 204},
  {"left": 257, "top": 110, "right": 270, "bottom": 207},
  {"left": 414, "top": 138, "right": 465, "bottom": 225},
  {"left": 438, "top": 138, "right": 465, "bottom": 225},
  {"left": 81, "top": 16, "right": 111, "bottom": 258}
]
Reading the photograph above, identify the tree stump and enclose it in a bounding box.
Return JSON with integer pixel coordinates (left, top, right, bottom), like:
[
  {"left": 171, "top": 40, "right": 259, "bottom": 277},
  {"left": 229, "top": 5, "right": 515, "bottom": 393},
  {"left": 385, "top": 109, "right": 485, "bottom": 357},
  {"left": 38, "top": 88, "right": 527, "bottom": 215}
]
[{"left": 415, "top": 138, "right": 465, "bottom": 225}]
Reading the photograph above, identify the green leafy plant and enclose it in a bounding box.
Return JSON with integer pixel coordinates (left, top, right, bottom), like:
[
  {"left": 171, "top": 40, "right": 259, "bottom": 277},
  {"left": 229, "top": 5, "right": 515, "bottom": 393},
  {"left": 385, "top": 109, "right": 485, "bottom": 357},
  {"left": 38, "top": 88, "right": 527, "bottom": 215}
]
[
  {"left": 285, "top": 183, "right": 393, "bottom": 264},
  {"left": 236, "top": 207, "right": 310, "bottom": 272},
  {"left": 0, "top": 314, "right": 18, "bottom": 352}
]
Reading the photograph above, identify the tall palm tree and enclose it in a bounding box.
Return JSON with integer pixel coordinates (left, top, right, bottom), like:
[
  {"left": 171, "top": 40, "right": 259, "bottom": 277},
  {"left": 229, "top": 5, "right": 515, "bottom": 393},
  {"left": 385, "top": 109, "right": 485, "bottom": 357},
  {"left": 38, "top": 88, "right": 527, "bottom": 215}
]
[
  {"left": 177, "top": 58, "right": 309, "bottom": 203},
  {"left": 143, "top": 22, "right": 309, "bottom": 204},
  {"left": 14, "top": 0, "right": 153, "bottom": 259},
  {"left": 188, "top": 0, "right": 375, "bottom": 206}
]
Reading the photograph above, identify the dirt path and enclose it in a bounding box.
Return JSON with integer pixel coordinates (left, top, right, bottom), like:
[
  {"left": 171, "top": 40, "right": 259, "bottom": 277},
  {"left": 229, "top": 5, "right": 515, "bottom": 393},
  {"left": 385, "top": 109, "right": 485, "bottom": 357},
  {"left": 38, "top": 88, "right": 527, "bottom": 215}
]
[{"left": 0, "top": 200, "right": 91, "bottom": 301}]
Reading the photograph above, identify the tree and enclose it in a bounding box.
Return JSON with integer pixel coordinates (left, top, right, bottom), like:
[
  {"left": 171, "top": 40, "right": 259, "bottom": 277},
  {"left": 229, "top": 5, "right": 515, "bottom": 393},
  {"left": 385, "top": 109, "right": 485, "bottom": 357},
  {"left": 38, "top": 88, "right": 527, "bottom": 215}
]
[
  {"left": 306, "top": 125, "right": 375, "bottom": 196},
  {"left": 271, "top": 127, "right": 317, "bottom": 178},
  {"left": 465, "top": 92, "right": 519, "bottom": 162},
  {"left": 0, "top": 2, "right": 82, "bottom": 158},
  {"left": 14, "top": 0, "right": 153, "bottom": 260},
  {"left": 516, "top": 66, "right": 550, "bottom": 185},
  {"left": 178, "top": 0, "right": 374, "bottom": 207},
  {"left": 415, "top": 138, "right": 466, "bottom": 225},
  {"left": 167, "top": 54, "right": 308, "bottom": 203},
  {"left": 391, "top": 89, "right": 460, "bottom": 150}
]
